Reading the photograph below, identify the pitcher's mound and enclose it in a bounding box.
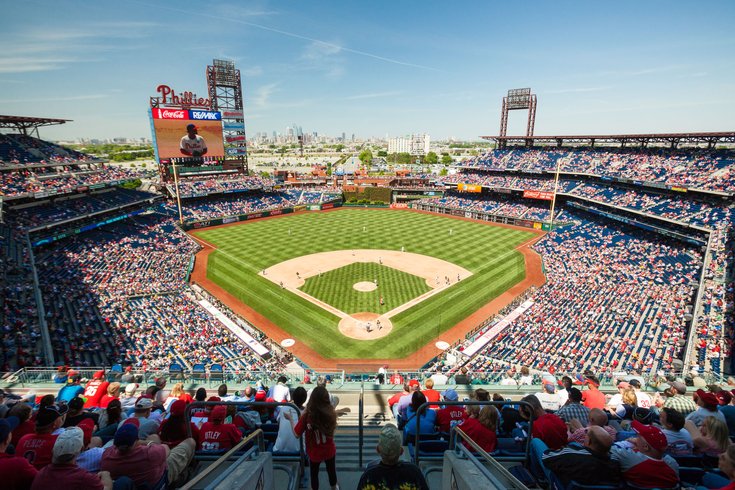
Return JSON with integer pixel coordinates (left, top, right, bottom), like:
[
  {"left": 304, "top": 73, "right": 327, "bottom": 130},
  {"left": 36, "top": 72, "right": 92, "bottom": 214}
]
[
  {"left": 339, "top": 312, "right": 392, "bottom": 339},
  {"left": 353, "top": 281, "right": 378, "bottom": 292}
]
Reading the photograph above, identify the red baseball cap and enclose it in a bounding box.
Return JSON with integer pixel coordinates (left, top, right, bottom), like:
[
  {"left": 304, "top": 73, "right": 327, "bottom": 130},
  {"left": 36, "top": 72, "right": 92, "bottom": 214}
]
[
  {"left": 255, "top": 389, "right": 267, "bottom": 401},
  {"left": 695, "top": 389, "right": 719, "bottom": 407},
  {"left": 170, "top": 399, "right": 186, "bottom": 417},
  {"left": 716, "top": 391, "right": 733, "bottom": 406},
  {"left": 408, "top": 379, "right": 420, "bottom": 388},
  {"left": 632, "top": 420, "right": 667, "bottom": 452},
  {"left": 121, "top": 417, "right": 140, "bottom": 428},
  {"left": 210, "top": 405, "right": 226, "bottom": 422},
  {"left": 93, "top": 370, "right": 105, "bottom": 379}
]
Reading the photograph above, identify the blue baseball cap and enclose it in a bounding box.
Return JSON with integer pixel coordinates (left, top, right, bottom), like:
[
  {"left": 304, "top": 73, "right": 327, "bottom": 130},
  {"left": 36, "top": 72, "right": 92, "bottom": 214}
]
[{"left": 441, "top": 389, "right": 459, "bottom": 401}]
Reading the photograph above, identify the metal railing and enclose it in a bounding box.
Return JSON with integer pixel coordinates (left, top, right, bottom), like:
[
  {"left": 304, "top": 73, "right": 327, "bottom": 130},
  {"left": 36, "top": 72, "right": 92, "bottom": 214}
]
[
  {"left": 452, "top": 426, "right": 531, "bottom": 489},
  {"left": 358, "top": 381, "right": 364, "bottom": 468}
]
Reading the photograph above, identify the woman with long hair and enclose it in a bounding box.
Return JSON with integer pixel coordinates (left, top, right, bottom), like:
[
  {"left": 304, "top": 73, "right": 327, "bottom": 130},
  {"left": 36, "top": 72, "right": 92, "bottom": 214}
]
[
  {"left": 459, "top": 404, "right": 499, "bottom": 453},
  {"left": 686, "top": 416, "right": 730, "bottom": 457},
  {"left": 403, "top": 392, "right": 437, "bottom": 441},
  {"left": 93, "top": 399, "right": 124, "bottom": 444},
  {"left": 284, "top": 385, "right": 339, "bottom": 490}
]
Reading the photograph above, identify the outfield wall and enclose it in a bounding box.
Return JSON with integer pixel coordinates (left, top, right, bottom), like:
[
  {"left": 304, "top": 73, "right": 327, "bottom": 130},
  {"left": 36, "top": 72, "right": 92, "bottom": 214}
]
[
  {"left": 181, "top": 201, "right": 342, "bottom": 231},
  {"left": 410, "top": 202, "right": 553, "bottom": 231}
]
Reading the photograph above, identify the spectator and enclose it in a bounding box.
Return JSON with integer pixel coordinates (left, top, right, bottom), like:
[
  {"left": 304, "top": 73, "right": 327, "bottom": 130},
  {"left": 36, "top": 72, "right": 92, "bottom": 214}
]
[
  {"left": 76, "top": 418, "right": 105, "bottom": 473},
  {"left": 17, "top": 404, "right": 68, "bottom": 469},
  {"left": 271, "top": 376, "right": 291, "bottom": 403},
  {"left": 664, "top": 381, "right": 697, "bottom": 416},
  {"left": 94, "top": 400, "right": 123, "bottom": 444},
  {"left": 30, "top": 427, "right": 113, "bottom": 490},
  {"left": 0, "top": 416, "right": 38, "bottom": 489},
  {"left": 659, "top": 407, "right": 693, "bottom": 456},
  {"left": 435, "top": 389, "right": 466, "bottom": 433},
  {"left": 567, "top": 408, "right": 617, "bottom": 444},
  {"left": 159, "top": 400, "right": 200, "bottom": 449},
  {"left": 284, "top": 385, "right": 339, "bottom": 490},
  {"left": 403, "top": 392, "right": 437, "bottom": 442},
  {"left": 629, "top": 379, "right": 652, "bottom": 408},
  {"left": 98, "top": 383, "right": 121, "bottom": 410},
  {"left": 119, "top": 384, "right": 138, "bottom": 412},
  {"left": 606, "top": 381, "right": 630, "bottom": 410},
  {"left": 536, "top": 382, "right": 561, "bottom": 412},
  {"left": 519, "top": 366, "right": 533, "bottom": 385},
  {"left": 610, "top": 421, "right": 679, "bottom": 488},
  {"left": 720, "top": 390, "right": 735, "bottom": 436},
  {"left": 685, "top": 416, "right": 730, "bottom": 458},
  {"left": 458, "top": 404, "right": 499, "bottom": 453},
  {"left": 197, "top": 405, "right": 241, "bottom": 452},
  {"left": 499, "top": 370, "right": 517, "bottom": 386},
  {"left": 100, "top": 420, "right": 195, "bottom": 488},
  {"left": 57, "top": 373, "right": 84, "bottom": 404},
  {"left": 557, "top": 376, "right": 572, "bottom": 407},
  {"left": 581, "top": 375, "right": 605, "bottom": 410},
  {"left": 687, "top": 389, "right": 727, "bottom": 427},
  {"left": 9, "top": 403, "right": 35, "bottom": 447},
  {"left": 454, "top": 367, "right": 471, "bottom": 385},
  {"left": 520, "top": 395, "right": 567, "bottom": 450},
  {"left": 357, "top": 423, "right": 429, "bottom": 490},
  {"left": 421, "top": 378, "right": 441, "bottom": 407},
  {"left": 123, "top": 397, "right": 159, "bottom": 439},
  {"left": 82, "top": 371, "right": 109, "bottom": 409},
  {"left": 63, "top": 396, "right": 99, "bottom": 428},
  {"left": 388, "top": 370, "right": 404, "bottom": 385},
  {"left": 610, "top": 388, "right": 638, "bottom": 420},
  {"left": 556, "top": 388, "right": 590, "bottom": 426},
  {"left": 273, "top": 386, "right": 307, "bottom": 454},
  {"left": 539, "top": 426, "right": 620, "bottom": 488},
  {"left": 429, "top": 369, "right": 448, "bottom": 386}
]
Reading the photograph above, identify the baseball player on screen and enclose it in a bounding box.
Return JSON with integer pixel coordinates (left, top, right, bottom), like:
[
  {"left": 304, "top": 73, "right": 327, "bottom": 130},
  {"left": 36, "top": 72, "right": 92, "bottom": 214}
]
[{"left": 180, "top": 123, "right": 208, "bottom": 157}]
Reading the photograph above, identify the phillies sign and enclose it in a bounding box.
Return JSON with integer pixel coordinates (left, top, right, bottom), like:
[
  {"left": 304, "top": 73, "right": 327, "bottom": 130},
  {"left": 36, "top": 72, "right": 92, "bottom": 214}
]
[{"left": 153, "top": 84, "right": 211, "bottom": 108}]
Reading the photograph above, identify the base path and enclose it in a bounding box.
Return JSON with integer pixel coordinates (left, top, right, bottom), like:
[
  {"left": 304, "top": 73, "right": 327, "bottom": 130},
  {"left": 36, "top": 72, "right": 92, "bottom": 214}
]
[{"left": 188, "top": 207, "right": 547, "bottom": 370}]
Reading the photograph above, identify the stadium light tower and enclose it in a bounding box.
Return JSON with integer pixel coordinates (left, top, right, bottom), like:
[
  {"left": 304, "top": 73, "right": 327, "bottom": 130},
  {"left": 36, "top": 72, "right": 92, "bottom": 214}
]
[
  {"left": 498, "top": 88, "right": 537, "bottom": 148},
  {"left": 206, "top": 59, "right": 248, "bottom": 170}
]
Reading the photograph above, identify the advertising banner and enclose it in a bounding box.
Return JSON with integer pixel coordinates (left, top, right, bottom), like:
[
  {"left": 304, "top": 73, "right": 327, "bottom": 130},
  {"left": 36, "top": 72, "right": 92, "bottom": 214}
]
[
  {"left": 671, "top": 186, "right": 688, "bottom": 193},
  {"left": 225, "top": 135, "right": 247, "bottom": 142},
  {"left": 150, "top": 108, "right": 225, "bottom": 158},
  {"left": 522, "top": 190, "right": 553, "bottom": 200},
  {"left": 222, "top": 110, "right": 244, "bottom": 118},
  {"left": 457, "top": 183, "right": 482, "bottom": 193},
  {"left": 225, "top": 147, "right": 248, "bottom": 155},
  {"left": 223, "top": 121, "right": 245, "bottom": 131}
]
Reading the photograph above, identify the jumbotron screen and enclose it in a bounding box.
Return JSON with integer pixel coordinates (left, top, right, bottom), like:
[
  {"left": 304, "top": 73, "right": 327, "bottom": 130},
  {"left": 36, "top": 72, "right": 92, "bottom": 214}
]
[{"left": 150, "top": 108, "right": 225, "bottom": 158}]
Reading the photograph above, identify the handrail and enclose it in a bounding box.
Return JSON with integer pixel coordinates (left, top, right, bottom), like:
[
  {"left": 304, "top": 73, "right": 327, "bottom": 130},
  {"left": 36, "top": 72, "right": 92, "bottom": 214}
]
[
  {"left": 452, "top": 426, "right": 530, "bottom": 489},
  {"left": 180, "top": 428, "right": 264, "bottom": 490},
  {"left": 358, "top": 381, "right": 364, "bottom": 468},
  {"left": 412, "top": 400, "right": 534, "bottom": 466}
]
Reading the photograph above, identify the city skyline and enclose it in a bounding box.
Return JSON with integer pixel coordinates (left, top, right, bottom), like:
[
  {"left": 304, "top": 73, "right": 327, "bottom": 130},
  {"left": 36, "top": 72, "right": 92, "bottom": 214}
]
[{"left": 2, "top": 1, "right": 734, "bottom": 141}]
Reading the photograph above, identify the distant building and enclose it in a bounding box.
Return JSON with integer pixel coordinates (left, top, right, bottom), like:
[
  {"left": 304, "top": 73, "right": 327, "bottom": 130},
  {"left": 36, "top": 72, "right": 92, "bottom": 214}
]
[{"left": 388, "top": 134, "right": 430, "bottom": 156}]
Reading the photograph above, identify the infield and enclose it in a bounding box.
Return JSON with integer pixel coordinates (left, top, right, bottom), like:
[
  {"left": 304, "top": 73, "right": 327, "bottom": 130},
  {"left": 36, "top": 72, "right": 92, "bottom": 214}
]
[{"left": 191, "top": 208, "right": 540, "bottom": 364}]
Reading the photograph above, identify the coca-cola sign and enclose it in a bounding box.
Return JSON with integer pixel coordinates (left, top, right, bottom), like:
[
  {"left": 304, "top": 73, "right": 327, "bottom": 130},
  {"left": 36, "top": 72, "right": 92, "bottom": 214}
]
[
  {"left": 152, "top": 108, "right": 187, "bottom": 119},
  {"left": 152, "top": 84, "right": 211, "bottom": 109}
]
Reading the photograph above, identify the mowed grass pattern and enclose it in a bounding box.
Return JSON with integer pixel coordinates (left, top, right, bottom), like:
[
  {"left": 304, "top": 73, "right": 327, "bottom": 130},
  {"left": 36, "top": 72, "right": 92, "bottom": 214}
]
[
  {"left": 195, "top": 209, "right": 535, "bottom": 359},
  {"left": 299, "top": 262, "right": 430, "bottom": 314}
]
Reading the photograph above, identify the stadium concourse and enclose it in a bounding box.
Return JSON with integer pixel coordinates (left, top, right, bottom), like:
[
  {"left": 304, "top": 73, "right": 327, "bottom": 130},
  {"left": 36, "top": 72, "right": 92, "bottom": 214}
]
[{"left": 1, "top": 126, "right": 735, "bottom": 488}]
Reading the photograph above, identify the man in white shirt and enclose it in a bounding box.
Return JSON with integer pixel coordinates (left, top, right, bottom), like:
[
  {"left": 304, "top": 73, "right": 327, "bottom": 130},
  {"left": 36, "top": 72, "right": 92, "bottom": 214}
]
[
  {"left": 536, "top": 383, "right": 561, "bottom": 411},
  {"left": 430, "top": 370, "right": 449, "bottom": 386},
  {"left": 180, "top": 124, "right": 208, "bottom": 157},
  {"left": 271, "top": 376, "right": 291, "bottom": 403}
]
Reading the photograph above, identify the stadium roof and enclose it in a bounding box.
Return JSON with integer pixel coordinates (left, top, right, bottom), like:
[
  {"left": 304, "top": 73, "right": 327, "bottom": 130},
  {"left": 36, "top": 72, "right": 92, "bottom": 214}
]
[
  {"left": 481, "top": 131, "right": 735, "bottom": 148},
  {"left": 0, "top": 115, "right": 72, "bottom": 131}
]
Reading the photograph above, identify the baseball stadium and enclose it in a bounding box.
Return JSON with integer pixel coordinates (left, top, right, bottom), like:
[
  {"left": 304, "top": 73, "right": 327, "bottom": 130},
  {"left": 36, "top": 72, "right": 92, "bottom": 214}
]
[{"left": 1, "top": 53, "right": 734, "bottom": 490}]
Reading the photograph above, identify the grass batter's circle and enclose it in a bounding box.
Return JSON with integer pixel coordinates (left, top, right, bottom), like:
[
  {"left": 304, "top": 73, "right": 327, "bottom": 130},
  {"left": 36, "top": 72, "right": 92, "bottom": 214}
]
[
  {"left": 339, "top": 312, "right": 393, "bottom": 339},
  {"left": 353, "top": 281, "right": 378, "bottom": 292}
]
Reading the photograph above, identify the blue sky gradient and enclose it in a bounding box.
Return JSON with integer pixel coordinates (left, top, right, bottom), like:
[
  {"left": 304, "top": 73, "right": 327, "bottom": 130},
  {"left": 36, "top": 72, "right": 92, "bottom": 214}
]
[{"left": 1, "top": 0, "right": 734, "bottom": 140}]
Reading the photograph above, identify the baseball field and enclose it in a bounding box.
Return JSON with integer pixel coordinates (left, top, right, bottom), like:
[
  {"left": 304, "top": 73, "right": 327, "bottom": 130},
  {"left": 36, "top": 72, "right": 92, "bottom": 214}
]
[{"left": 191, "top": 208, "right": 538, "bottom": 362}]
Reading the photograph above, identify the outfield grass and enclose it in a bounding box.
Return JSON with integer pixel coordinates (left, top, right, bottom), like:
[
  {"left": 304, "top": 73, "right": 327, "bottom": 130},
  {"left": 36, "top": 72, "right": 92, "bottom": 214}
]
[
  {"left": 299, "top": 262, "right": 430, "bottom": 314},
  {"left": 195, "top": 209, "right": 534, "bottom": 359}
]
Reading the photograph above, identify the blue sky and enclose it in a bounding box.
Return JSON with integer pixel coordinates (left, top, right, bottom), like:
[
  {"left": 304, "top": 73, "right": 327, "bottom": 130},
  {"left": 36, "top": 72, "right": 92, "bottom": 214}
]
[{"left": 1, "top": 0, "right": 734, "bottom": 141}]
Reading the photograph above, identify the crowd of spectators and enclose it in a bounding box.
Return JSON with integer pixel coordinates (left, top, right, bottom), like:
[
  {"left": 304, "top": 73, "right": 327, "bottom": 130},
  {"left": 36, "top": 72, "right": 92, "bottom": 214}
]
[
  {"left": 0, "top": 225, "right": 43, "bottom": 370},
  {"left": 460, "top": 147, "right": 735, "bottom": 192},
  {"left": 1, "top": 165, "right": 141, "bottom": 199},
  {"left": 0, "top": 134, "right": 88, "bottom": 166},
  {"left": 6, "top": 188, "right": 159, "bottom": 231},
  {"left": 159, "top": 189, "right": 340, "bottom": 223},
  {"left": 166, "top": 175, "right": 272, "bottom": 197},
  {"left": 385, "top": 374, "right": 735, "bottom": 489},
  {"left": 461, "top": 210, "right": 702, "bottom": 376},
  {"left": 413, "top": 192, "right": 564, "bottom": 222},
  {"left": 28, "top": 214, "right": 282, "bottom": 373}
]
